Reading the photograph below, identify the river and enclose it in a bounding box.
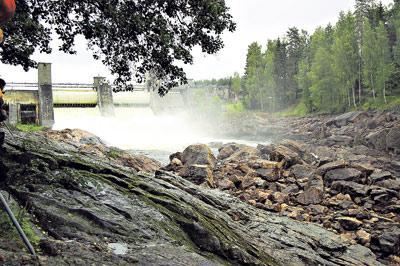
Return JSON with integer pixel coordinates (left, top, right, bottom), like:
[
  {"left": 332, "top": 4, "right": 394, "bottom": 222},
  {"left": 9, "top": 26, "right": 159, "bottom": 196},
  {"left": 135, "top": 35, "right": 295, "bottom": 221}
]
[{"left": 53, "top": 107, "right": 269, "bottom": 164}]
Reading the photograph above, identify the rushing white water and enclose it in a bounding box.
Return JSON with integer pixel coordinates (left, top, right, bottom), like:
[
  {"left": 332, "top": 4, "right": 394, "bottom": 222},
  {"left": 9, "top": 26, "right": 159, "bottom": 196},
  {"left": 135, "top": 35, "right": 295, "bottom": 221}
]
[{"left": 53, "top": 107, "right": 267, "bottom": 163}]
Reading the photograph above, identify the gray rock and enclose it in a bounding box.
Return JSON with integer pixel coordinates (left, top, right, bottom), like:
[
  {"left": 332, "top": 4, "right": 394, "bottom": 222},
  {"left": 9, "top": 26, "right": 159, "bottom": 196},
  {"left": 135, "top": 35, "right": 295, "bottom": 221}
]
[
  {"left": 182, "top": 144, "right": 216, "bottom": 168},
  {"left": 386, "top": 125, "right": 400, "bottom": 153},
  {"left": 371, "top": 228, "right": 400, "bottom": 256},
  {"left": 324, "top": 168, "right": 362, "bottom": 186},
  {"left": 331, "top": 181, "right": 369, "bottom": 197},
  {"left": 370, "top": 170, "right": 393, "bottom": 184},
  {"left": 0, "top": 130, "right": 382, "bottom": 266}
]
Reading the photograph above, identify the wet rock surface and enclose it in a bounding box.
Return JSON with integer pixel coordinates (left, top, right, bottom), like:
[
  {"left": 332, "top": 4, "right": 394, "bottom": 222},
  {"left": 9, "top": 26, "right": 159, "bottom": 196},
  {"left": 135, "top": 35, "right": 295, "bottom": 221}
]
[
  {"left": 0, "top": 130, "right": 382, "bottom": 265},
  {"left": 165, "top": 111, "right": 400, "bottom": 264}
]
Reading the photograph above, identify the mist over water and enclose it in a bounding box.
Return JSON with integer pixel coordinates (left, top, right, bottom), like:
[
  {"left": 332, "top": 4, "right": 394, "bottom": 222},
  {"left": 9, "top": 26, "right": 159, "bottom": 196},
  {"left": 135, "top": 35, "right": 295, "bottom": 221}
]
[{"left": 53, "top": 107, "right": 265, "bottom": 162}]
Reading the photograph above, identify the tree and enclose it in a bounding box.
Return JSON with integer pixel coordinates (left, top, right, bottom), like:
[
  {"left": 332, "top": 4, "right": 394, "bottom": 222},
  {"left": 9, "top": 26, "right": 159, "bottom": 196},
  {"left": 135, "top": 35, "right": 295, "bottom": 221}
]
[
  {"left": 1, "top": 0, "right": 236, "bottom": 95},
  {"left": 243, "top": 42, "right": 263, "bottom": 109},
  {"left": 332, "top": 12, "right": 359, "bottom": 108},
  {"left": 375, "top": 21, "right": 394, "bottom": 103},
  {"left": 286, "top": 27, "right": 306, "bottom": 104},
  {"left": 355, "top": 0, "right": 375, "bottom": 103},
  {"left": 273, "top": 38, "right": 288, "bottom": 109},
  {"left": 231, "top": 72, "right": 241, "bottom": 102}
]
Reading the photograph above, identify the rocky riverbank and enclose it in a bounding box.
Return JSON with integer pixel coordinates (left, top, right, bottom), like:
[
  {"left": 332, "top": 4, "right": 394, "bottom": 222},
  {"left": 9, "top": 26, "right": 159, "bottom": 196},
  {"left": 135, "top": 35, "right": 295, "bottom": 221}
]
[
  {"left": 0, "top": 127, "right": 382, "bottom": 265},
  {"left": 163, "top": 110, "right": 400, "bottom": 265}
]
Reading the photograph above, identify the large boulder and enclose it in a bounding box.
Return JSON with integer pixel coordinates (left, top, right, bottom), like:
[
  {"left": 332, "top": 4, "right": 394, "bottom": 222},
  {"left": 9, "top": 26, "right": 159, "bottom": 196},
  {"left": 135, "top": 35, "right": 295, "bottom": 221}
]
[
  {"left": 223, "top": 145, "right": 261, "bottom": 162},
  {"left": 366, "top": 129, "right": 390, "bottom": 151},
  {"left": 324, "top": 168, "right": 362, "bottom": 186},
  {"left": 371, "top": 228, "right": 400, "bottom": 256},
  {"left": 179, "top": 164, "right": 215, "bottom": 187},
  {"left": 331, "top": 181, "right": 369, "bottom": 197},
  {"left": 386, "top": 125, "right": 400, "bottom": 153},
  {"left": 217, "top": 143, "right": 242, "bottom": 160},
  {"left": 181, "top": 144, "right": 216, "bottom": 168},
  {"left": 296, "top": 175, "right": 324, "bottom": 205},
  {"left": 326, "top": 111, "right": 369, "bottom": 128},
  {"left": 317, "top": 160, "right": 347, "bottom": 176}
]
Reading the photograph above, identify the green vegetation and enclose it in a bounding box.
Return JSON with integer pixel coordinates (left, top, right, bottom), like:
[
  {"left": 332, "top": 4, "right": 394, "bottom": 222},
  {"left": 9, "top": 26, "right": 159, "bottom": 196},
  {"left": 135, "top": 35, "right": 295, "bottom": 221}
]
[
  {"left": 107, "top": 148, "right": 122, "bottom": 160},
  {"left": 276, "top": 102, "right": 309, "bottom": 117},
  {"left": 202, "top": 0, "right": 400, "bottom": 115},
  {"left": 16, "top": 124, "right": 44, "bottom": 132},
  {"left": 4, "top": 0, "right": 235, "bottom": 95},
  {"left": 0, "top": 201, "right": 40, "bottom": 247}
]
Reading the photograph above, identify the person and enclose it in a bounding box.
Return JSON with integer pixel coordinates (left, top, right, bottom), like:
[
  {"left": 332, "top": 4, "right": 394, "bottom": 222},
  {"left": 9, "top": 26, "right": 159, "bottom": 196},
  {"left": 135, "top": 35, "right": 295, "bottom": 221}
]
[{"left": 0, "top": 78, "right": 7, "bottom": 146}]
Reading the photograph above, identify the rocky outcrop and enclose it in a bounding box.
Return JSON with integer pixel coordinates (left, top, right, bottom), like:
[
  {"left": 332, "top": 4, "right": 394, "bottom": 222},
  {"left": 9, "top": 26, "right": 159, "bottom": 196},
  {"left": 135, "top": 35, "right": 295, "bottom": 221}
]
[
  {"left": 0, "top": 130, "right": 382, "bottom": 265},
  {"left": 165, "top": 137, "right": 400, "bottom": 263}
]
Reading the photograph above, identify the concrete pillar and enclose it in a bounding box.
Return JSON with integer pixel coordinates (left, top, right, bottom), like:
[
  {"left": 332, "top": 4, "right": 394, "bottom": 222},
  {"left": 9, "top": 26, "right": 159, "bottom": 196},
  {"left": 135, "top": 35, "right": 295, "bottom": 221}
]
[
  {"left": 94, "top": 77, "right": 115, "bottom": 116},
  {"left": 38, "top": 63, "right": 54, "bottom": 127},
  {"left": 7, "top": 103, "right": 19, "bottom": 125}
]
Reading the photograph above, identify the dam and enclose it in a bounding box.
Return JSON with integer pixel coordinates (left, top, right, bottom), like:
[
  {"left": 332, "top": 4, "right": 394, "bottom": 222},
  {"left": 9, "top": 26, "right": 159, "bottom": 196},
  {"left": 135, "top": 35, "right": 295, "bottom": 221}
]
[{"left": 4, "top": 63, "right": 187, "bottom": 126}]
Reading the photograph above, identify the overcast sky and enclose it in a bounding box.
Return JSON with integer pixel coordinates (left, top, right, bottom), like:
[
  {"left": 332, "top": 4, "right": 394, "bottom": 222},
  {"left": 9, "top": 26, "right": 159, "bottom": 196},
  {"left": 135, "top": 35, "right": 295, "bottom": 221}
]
[{"left": 0, "top": 0, "right": 394, "bottom": 83}]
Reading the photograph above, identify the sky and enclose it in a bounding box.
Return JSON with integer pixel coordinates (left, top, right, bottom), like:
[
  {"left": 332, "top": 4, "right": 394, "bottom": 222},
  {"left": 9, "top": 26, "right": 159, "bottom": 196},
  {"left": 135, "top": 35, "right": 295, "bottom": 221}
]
[{"left": 0, "top": 0, "right": 394, "bottom": 83}]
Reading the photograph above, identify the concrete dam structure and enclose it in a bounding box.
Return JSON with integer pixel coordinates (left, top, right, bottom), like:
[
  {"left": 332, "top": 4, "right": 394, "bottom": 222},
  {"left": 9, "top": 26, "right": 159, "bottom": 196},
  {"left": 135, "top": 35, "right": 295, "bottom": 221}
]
[{"left": 4, "top": 63, "right": 187, "bottom": 126}]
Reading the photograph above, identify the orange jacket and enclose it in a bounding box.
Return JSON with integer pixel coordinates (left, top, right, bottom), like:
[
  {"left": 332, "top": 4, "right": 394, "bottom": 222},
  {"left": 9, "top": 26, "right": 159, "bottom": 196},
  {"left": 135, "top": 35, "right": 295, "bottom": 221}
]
[{"left": 0, "top": 0, "right": 15, "bottom": 25}]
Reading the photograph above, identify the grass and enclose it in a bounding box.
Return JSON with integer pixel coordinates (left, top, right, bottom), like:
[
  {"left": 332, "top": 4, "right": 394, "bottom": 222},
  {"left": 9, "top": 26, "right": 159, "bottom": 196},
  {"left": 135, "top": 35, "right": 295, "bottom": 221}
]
[
  {"left": 107, "top": 148, "right": 122, "bottom": 159},
  {"left": 361, "top": 96, "right": 400, "bottom": 111},
  {"left": 0, "top": 200, "right": 41, "bottom": 247},
  {"left": 275, "top": 102, "right": 309, "bottom": 117},
  {"left": 15, "top": 124, "right": 45, "bottom": 132}
]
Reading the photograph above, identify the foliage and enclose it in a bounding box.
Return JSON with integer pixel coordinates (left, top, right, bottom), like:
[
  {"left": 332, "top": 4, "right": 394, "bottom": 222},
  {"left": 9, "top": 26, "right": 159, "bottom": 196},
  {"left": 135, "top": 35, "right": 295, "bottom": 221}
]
[
  {"left": 0, "top": 200, "right": 40, "bottom": 247},
  {"left": 2, "top": 0, "right": 235, "bottom": 95},
  {"left": 225, "top": 101, "right": 244, "bottom": 117},
  {"left": 276, "top": 102, "right": 308, "bottom": 117},
  {"left": 227, "top": 0, "right": 400, "bottom": 115},
  {"left": 16, "top": 124, "right": 44, "bottom": 132}
]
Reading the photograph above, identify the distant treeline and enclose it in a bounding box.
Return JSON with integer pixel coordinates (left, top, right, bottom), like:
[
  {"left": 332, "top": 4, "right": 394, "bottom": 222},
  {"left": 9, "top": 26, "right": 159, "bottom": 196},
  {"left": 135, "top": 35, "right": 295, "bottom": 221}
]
[{"left": 200, "top": 0, "right": 400, "bottom": 114}]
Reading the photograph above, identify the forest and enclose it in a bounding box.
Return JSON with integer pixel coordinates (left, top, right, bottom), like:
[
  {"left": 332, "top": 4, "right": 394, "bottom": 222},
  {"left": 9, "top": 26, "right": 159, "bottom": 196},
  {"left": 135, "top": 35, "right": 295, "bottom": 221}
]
[{"left": 220, "top": 0, "right": 400, "bottom": 114}]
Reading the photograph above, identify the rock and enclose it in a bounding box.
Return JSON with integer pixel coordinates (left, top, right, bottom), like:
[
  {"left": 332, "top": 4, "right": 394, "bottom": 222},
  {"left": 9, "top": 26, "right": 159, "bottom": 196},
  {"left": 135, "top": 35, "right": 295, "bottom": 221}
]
[
  {"left": 217, "top": 179, "right": 235, "bottom": 190},
  {"left": 316, "top": 160, "right": 347, "bottom": 176},
  {"left": 296, "top": 187, "right": 324, "bottom": 205},
  {"left": 375, "top": 179, "right": 400, "bottom": 191},
  {"left": 223, "top": 145, "right": 261, "bottom": 162},
  {"left": 40, "top": 239, "right": 61, "bottom": 256},
  {"left": 371, "top": 228, "right": 400, "bottom": 256},
  {"left": 326, "top": 111, "right": 369, "bottom": 127},
  {"left": 366, "top": 129, "right": 389, "bottom": 151},
  {"left": 0, "top": 130, "right": 384, "bottom": 265},
  {"left": 324, "top": 168, "right": 362, "bottom": 186},
  {"left": 271, "top": 192, "right": 288, "bottom": 204},
  {"left": 337, "top": 217, "right": 363, "bottom": 231},
  {"left": 217, "top": 143, "right": 241, "bottom": 160},
  {"left": 171, "top": 158, "right": 183, "bottom": 166},
  {"left": 290, "top": 164, "right": 314, "bottom": 180},
  {"left": 181, "top": 144, "right": 216, "bottom": 168},
  {"left": 296, "top": 174, "right": 325, "bottom": 205},
  {"left": 169, "top": 152, "right": 182, "bottom": 162},
  {"left": 179, "top": 164, "right": 214, "bottom": 187},
  {"left": 386, "top": 125, "right": 400, "bottom": 153},
  {"left": 356, "top": 230, "right": 371, "bottom": 245},
  {"left": 331, "top": 181, "right": 369, "bottom": 197},
  {"left": 370, "top": 170, "right": 393, "bottom": 184},
  {"left": 269, "top": 144, "right": 303, "bottom": 168}
]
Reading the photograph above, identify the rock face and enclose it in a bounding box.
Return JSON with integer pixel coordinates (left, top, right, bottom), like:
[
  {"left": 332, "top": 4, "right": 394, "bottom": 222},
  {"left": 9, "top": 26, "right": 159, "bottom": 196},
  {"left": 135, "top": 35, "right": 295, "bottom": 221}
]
[{"left": 0, "top": 130, "right": 382, "bottom": 265}]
